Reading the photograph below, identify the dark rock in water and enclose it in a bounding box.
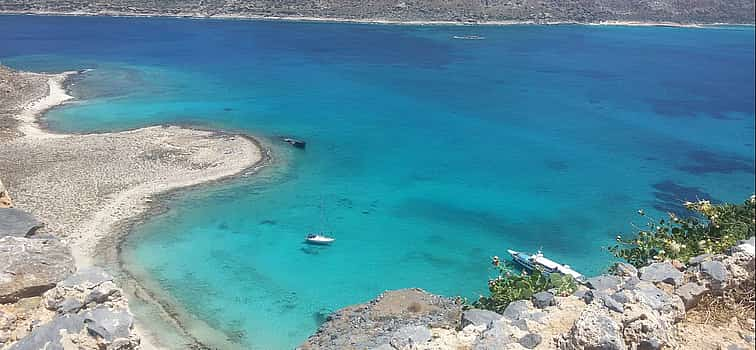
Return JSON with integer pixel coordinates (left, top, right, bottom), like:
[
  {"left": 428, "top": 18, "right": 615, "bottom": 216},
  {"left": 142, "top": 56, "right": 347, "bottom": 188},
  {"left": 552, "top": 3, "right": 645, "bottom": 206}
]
[
  {"left": 8, "top": 314, "right": 85, "bottom": 350},
  {"left": 82, "top": 306, "right": 133, "bottom": 342},
  {"left": 532, "top": 291, "right": 555, "bottom": 309},
  {"left": 218, "top": 222, "right": 230, "bottom": 230},
  {"left": 587, "top": 275, "right": 622, "bottom": 292},
  {"left": 259, "top": 219, "right": 277, "bottom": 225},
  {"left": 223, "top": 107, "right": 233, "bottom": 112},
  {"left": 461, "top": 309, "right": 502, "bottom": 327},
  {"left": 0, "top": 236, "right": 75, "bottom": 303},
  {"left": 0, "top": 208, "right": 43, "bottom": 237},
  {"left": 281, "top": 137, "right": 306, "bottom": 149},
  {"left": 639, "top": 262, "right": 683, "bottom": 286},
  {"left": 518, "top": 333, "right": 542, "bottom": 349},
  {"left": 313, "top": 309, "right": 331, "bottom": 325}
]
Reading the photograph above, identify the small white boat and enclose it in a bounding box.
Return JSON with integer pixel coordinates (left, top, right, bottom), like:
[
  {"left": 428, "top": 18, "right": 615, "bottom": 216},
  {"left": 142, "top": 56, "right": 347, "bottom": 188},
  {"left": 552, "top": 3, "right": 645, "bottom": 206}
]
[
  {"left": 305, "top": 234, "right": 335, "bottom": 245},
  {"left": 507, "top": 249, "right": 584, "bottom": 281}
]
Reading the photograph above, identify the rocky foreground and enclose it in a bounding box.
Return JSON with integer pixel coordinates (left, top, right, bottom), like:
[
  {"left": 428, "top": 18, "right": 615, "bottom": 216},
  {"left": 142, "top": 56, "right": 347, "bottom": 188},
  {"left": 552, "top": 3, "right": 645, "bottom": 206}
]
[
  {"left": 300, "top": 238, "right": 755, "bottom": 350},
  {"left": 1, "top": 206, "right": 140, "bottom": 349},
  {"left": 0, "top": 0, "right": 754, "bottom": 24}
]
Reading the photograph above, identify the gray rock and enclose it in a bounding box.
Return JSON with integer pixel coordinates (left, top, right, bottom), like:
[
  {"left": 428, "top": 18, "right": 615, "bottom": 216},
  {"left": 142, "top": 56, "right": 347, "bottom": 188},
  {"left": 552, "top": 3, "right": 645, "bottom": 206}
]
[
  {"left": 60, "top": 267, "right": 113, "bottom": 289},
  {"left": 639, "top": 262, "right": 683, "bottom": 286},
  {"left": 638, "top": 339, "right": 662, "bottom": 350},
  {"left": 0, "top": 208, "right": 42, "bottom": 237},
  {"left": 502, "top": 300, "right": 530, "bottom": 320},
  {"left": 532, "top": 291, "right": 555, "bottom": 309},
  {"left": 57, "top": 298, "right": 83, "bottom": 314},
  {"left": 389, "top": 325, "right": 431, "bottom": 349},
  {"left": 0, "top": 236, "right": 75, "bottom": 303},
  {"left": 727, "top": 345, "right": 748, "bottom": 350},
  {"left": 688, "top": 254, "right": 713, "bottom": 265},
  {"left": 700, "top": 260, "right": 728, "bottom": 284},
  {"left": 611, "top": 290, "right": 631, "bottom": 304},
  {"left": 559, "top": 307, "right": 626, "bottom": 350},
  {"left": 370, "top": 345, "right": 395, "bottom": 350},
  {"left": 8, "top": 314, "right": 85, "bottom": 350},
  {"left": 82, "top": 306, "right": 133, "bottom": 342},
  {"left": 613, "top": 262, "right": 638, "bottom": 278},
  {"left": 622, "top": 276, "right": 641, "bottom": 290},
  {"left": 462, "top": 309, "right": 503, "bottom": 327},
  {"left": 635, "top": 282, "right": 685, "bottom": 322},
  {"left": 587, "top": 275, "right": 622, "bottom": 292},
  {"left": 518, "top": 333, "right": 542, "bottom": 349},
  {"left": 578, "top": 289, "right": 594, "bottom": 304},
  {"left": 741, "top": 332, "right": 755, "bottom": 344},
  {"left": 738, "top": 236, "right": 755, "bottom": 247},
  {"left": 674, "top": 282, "right": 708, "bottom": 310},
  {"left": 473, "top": 320, "right": 516, "bottom": 350},
  {"left": 602, "top": 294, "right": 624, "bottom": 313}
]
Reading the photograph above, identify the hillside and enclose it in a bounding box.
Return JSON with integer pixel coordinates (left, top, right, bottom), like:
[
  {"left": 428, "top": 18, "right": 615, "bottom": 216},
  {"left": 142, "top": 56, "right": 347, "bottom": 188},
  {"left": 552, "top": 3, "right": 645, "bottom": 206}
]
[{"left": 0, "top": 0, "right": 754, "bottom": 24}]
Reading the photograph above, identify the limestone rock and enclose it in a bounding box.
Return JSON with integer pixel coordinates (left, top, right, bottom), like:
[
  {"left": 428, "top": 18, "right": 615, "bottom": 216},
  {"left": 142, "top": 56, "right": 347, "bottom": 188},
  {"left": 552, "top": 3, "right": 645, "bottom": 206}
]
[
  {"left": 462, "top": 309, "right": 503, "bottom": 327},
  {"left": 82, "top": 306, "right": 134, "bottom": 342},
  {"left": 7, "top": 314, "right": 85, "bottom": 350},
  {"left": 558, "top": 305, "right": 626, "bottom": 350},
  {"left": 639, "top": 262, "right": 683, "bottom": 286},
  {"left": 0, "top": 178, "right": 12, "bottom": 208},
  {"left": 674, "top": 282, "right": 708, "bottom": 310},
  {"left": 587, "top": 275, "right": 622, "bottom": 292},
  {"left": 613, "top": 262, "right": 638, "bottom": 278},
  {"left": 0, "top": 208, "right": 42, "bottom": 237},
  {"left": 532, "top": 291, "right": 556, "bottom": 309},
  {"left": 389, "top": 325, "right": 431, "bottom": 349},
  {"left": 298, "top": 288, "right": 462, "bottom": 349},
  {"left": 518, "top": 333, "right": 542, "bottom": 349},
  {"left": 700, "top": 260, "right": 729, "bottom": 287},
  {"left": 0, "top": 236, "right": 75, "bottom": 303}
]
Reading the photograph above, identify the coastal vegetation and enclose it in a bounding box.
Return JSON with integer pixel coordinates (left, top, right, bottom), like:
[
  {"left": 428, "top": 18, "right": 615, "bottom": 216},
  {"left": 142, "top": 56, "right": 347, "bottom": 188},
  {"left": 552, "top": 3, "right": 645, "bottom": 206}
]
[
  {"left": 474, "top": 258, "right": 578, "bottom": 313},
  {"left": 610, "top": 196, "right": 756, "bottom": 267}
]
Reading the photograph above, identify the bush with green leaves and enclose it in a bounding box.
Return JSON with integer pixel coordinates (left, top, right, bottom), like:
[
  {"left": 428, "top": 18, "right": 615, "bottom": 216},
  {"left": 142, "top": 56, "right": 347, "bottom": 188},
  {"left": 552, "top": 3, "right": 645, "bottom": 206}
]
[
  {"left": 609, "top": 195, "right": 755, "bottom": 268},
  {"left": 474, "top": 259, "right": 577, "bottom": 314}
]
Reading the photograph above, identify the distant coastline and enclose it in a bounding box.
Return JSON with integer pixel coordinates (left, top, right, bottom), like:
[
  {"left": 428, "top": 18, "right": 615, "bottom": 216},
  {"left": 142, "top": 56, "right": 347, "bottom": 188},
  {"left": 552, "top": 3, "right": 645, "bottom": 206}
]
[{"left": 2, "top": 10, "right": 754, "bottom": 28}]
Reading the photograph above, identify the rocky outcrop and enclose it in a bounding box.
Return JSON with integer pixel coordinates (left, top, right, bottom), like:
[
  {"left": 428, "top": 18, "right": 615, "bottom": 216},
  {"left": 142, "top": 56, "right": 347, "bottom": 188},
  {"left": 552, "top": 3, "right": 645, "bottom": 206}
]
[
  {"left": 301, "top": 237, "right": 756, "bottom": 350},
  {"left": 0, "top": 208, "right": 140, "bottom": 349},
  {"left": 0, "top": 209, "right": 42, "bottom": 237},
  {"left": 0, "top": 236, "right": 75, "bottom": 303},
  {"left": 0, "top": 179, "right": 11, "bottom": 208},
  {"left": 298, "top": 288, "right": 463, "bottom": 349}
]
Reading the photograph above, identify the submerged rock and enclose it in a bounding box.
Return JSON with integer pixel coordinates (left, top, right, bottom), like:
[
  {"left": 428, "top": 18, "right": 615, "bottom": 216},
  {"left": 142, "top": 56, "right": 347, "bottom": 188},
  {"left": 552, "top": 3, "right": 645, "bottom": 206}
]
[
  {"left": 0, "top": 236, "right": 75, "bottom": 303},
  {"left": 0, "top": 208, "right": 42, "bottom": 237}
]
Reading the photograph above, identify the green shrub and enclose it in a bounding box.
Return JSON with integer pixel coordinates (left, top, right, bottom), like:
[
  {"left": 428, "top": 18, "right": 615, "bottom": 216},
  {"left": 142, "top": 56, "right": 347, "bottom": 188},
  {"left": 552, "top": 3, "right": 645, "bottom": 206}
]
[
  {"left": 609, "top": 195, "right": 755, "bottom": 268},
  {"left": 474, "top": 258, "right": 577, "bottom": 314}
]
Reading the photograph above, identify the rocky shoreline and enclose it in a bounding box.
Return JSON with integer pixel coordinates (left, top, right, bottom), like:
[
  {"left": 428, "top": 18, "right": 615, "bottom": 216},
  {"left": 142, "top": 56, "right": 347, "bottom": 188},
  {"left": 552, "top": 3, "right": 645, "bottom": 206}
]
[
  {"left": 299, "top": 238, "right": 755, "bottom": 349},
  {"left": 0, "top": 65, "right": 267, "bottom": 349}
]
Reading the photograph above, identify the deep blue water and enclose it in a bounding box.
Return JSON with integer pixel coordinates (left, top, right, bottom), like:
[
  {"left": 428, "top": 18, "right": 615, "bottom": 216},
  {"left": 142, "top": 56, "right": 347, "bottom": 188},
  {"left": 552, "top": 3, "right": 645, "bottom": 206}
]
[{"left": 2, "top": 15, "right": 754, "bottom": 349}]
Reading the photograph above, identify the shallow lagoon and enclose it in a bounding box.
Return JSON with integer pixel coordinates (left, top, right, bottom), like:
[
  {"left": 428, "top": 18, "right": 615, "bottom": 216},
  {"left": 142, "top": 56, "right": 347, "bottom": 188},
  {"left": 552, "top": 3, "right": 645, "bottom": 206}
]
[{"left": 2, "top": 16, "right": 754, "bottom": 348}]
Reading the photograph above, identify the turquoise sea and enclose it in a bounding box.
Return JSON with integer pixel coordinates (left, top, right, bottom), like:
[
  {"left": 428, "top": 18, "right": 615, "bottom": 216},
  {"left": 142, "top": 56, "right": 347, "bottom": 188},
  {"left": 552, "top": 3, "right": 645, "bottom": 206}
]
[{"left": 1, "top": 15, "right": 754, "bottom": 349}]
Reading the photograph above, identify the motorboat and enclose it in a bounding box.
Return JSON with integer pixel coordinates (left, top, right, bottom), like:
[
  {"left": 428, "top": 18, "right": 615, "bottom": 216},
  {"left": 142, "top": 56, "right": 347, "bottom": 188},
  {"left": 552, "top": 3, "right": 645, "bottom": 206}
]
[
  {"left": 281, "top": 137, "right": 306, "bottom": 149},
  {"left": 305, "top": 234, "right": 335, "bottom": 245},
  {"left": 507, "top": 249, "right": 584, "bottom": 281}
]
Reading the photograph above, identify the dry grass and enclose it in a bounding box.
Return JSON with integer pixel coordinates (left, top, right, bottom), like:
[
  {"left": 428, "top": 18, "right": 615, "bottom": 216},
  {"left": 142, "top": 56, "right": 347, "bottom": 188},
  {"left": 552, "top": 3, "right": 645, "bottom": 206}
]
[{"left": 687, "top": 281, "right": 756, "bottom": 328}]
